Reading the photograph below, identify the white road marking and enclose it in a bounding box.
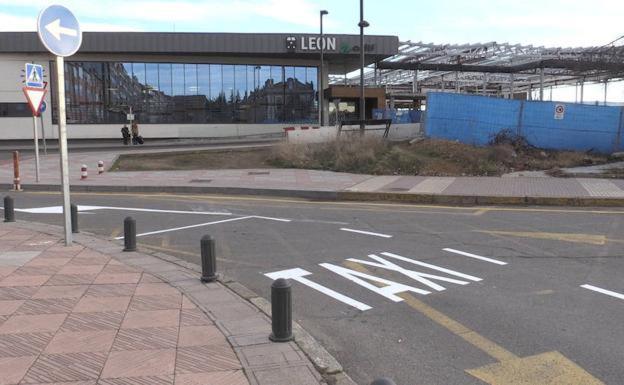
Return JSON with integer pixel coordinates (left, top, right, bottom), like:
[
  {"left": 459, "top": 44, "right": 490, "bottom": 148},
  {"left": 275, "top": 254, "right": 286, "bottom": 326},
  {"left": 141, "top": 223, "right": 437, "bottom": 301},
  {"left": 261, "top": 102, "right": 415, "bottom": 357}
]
[
  {"left": 340, "top": 228, "right": 393, "bottom": 238},
  {"left": 265, "top": 268, "right": 372, "bottom": 311},
  {"left": 442, "top": 248, "right": 507, "bottom": 265},
  {"left": 581, "top": 284, "right": 624, "bottom": 301},
  {"left": 347, "top": 254, "right": 472, "bottom": 292},
  {"left": 16, "top": 205, "right": 232, "bottom": 216},
  {"left": 320, "top": 263, "right": 431, "bottom": 301},
  {"left": 115, "top": 216, "right": 253, "bottom": 239},
  {"left": 249, "top": 215, "right": 292, "bottom": 222},
  {"left": 380, "top": 252, "right": 482, "bottom": 281},
  {"left": 296, "top": 219, "right": 350, "bottom": 225}
]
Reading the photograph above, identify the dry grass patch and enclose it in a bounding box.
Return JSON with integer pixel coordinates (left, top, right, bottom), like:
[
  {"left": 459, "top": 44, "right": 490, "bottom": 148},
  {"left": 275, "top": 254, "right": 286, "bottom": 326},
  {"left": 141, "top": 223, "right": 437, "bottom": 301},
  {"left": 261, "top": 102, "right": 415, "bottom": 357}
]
[
  {"left": 267, "top": 137, "right": 607, "bottom": 176},
  {"left": 110, "top": 137, "right": 608, "bottom": 177}
]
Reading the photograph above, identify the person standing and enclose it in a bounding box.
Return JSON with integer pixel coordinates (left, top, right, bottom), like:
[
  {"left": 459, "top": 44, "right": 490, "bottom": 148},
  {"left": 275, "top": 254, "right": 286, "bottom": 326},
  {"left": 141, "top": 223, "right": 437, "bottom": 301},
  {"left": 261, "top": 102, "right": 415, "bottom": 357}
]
[
  {"left": 131, "top": 121, "right": 143, "bottom": 145},
  {"left": 121, "top": 124, "right": 130, "bottom": 145}
]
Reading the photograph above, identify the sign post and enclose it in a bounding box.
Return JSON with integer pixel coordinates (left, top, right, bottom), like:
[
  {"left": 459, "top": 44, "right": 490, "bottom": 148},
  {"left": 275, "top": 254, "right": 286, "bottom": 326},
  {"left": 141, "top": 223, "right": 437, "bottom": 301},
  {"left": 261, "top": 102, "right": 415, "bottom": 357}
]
[
  {"left": 23, "top": 63, "right": 46, "bottom": 183},
  {"left": 37, "top": 4, "right": 82, "bottom": 246},
  {"left": 32, "top": 115, "right": 40, "bottom": 182},
  {"left": 40, "top": 101, "right": 47, "bottom": 155}
]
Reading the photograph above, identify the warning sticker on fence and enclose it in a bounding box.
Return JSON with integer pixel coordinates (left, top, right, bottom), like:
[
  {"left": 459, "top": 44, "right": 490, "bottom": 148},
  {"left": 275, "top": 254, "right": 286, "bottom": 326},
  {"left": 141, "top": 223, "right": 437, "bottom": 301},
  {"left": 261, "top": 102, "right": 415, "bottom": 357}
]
[{"left": 554, "top": 104, "right": 565, "bottom": 120}]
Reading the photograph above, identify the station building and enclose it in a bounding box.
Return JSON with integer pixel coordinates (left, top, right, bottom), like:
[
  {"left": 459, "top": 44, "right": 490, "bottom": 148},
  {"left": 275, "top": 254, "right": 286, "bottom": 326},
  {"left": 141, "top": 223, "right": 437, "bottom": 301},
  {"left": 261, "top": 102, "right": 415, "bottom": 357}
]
[{"left": 0, "top": 32, "right": 399, "bottom": 139}]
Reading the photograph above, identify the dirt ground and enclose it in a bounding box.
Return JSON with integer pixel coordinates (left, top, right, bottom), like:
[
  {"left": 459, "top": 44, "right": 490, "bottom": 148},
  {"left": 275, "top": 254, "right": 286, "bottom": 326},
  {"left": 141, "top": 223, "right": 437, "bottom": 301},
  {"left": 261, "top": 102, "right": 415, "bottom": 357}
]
[
  {"left": 111, "top": 138, "right": 609, "bottom": 177},
  {"left": 110, "top": 147, "right": 275, "bottom": 172}
]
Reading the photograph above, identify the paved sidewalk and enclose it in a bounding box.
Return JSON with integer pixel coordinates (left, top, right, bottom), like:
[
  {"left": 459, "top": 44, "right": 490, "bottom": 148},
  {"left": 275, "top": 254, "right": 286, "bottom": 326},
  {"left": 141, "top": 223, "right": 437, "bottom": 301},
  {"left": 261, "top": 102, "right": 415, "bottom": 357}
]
[
  {"left": 3, "top": 148, "right": 624, "bottom": 205},
  {"left": 0, "top": 222, "right": 326, "bottom": 385}
]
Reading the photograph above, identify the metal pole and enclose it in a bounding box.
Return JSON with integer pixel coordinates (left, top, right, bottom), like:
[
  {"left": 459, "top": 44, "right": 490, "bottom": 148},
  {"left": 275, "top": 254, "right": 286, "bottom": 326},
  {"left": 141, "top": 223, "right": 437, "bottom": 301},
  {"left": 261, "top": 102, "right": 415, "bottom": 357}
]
[
  {"left": 269, "top": 278, "right": 293, "bottom": 342},
  {"left": 604, "top": 80, "right": 608, "bottom": 106},
  {"left": 359, "top": 0, "right": 366, "bottom": 134},
  {"left": 374, "top": 63, "right": 378, "bottom": 86},
  {"left": 412, "top": 69, "right": 418, "bottom": 95},
  {"left": 70, "top": 203, "right": 79, "bottom": 233},
  {"left": 3, "top": 196, "right": 15, "bottom": 223},
  {"left": 123, "top": 217, "right": 137, "bottom": 252},
  {"left": 12, "top": 151, "right": 21, "bottom": 191},
  {"left": 40, "top": 114, "right": 47, "bottom": 155},
  {"left": 580, "top": 78, "right": 585, "bottom": 104},
  {"left": 200, "top": 235, "right": 217, "bottom": 282},
  {"left": 128, "top": 105, "right": 133, "bottom": 131},
  {"left": 319, "top": 11, "right": 326, "bottom": 127},
  {"left": 32, "top": 115, "right": 40, "bottom": 183},
  {"left": 56, "top": 55, "right": 72, "bottom": 245},
  {"left": 539, "top": 68, "right": 544, "bottom": 101},
  {"left": 455, "top": 71, "right": 459, "bottom": 93},
  {"left": 509, "top": 73, "right": 514, "bottom": 99},
  {"left": 482, "top": 73, "right": 487, "bottom": 95}
]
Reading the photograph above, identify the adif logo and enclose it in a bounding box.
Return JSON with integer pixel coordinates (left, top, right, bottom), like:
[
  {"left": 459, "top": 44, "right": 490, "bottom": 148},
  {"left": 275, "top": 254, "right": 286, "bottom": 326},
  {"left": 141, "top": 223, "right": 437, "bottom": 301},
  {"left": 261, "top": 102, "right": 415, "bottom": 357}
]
[{"left": 286, "top": 36, "right": 297, "bottom": 52}]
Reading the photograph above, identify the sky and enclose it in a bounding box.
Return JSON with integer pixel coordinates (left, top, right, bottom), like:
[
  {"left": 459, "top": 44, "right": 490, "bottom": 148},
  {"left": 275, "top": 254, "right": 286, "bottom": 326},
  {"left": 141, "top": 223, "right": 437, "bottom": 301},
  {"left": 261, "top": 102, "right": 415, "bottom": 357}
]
[{"left": 1, "top": 0, "right": 622, "bottom": 102}]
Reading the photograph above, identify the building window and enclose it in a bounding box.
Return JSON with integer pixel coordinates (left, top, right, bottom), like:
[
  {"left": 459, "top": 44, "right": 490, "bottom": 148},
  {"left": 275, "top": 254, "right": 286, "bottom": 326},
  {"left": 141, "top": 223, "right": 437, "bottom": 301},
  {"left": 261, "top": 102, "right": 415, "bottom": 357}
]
[
  {"left": 0, "top": 103, "right": 31, "bottom": 117},
  {"left": 51, "top": 61, "right": 319, "bottom": 125}
]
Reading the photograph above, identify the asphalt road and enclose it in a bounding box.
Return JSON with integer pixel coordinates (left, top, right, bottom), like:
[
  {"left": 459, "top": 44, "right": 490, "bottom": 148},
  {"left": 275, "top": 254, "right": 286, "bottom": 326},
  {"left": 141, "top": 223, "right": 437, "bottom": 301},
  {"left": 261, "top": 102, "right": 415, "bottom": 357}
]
[{"left": 5, "top": 191, "right": 624, "bottom": 385}]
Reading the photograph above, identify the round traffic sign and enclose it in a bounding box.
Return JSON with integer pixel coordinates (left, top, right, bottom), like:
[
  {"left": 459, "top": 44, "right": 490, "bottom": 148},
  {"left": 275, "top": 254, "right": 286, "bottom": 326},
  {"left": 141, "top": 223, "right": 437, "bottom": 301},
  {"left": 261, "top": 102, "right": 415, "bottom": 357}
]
[
  {"left": 37, "top": 5, "right": 82, "bottom": 57},
  {"left": 555, "top": 105, "right": 564, "bottom": 113},
  {"left": 39, "top": 101, "right": 47, "bottom": 113}
]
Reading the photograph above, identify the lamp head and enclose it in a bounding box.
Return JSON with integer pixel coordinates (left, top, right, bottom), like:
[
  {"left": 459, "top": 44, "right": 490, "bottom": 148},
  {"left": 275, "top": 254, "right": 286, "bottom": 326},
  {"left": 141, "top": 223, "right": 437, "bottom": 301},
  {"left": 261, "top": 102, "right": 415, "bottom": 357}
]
[
  {"left": 321, "top": 10, "right": 329, "bottom": 15},
  {"left": 358, "top": 20, "right": 370, "bottom": 28}
]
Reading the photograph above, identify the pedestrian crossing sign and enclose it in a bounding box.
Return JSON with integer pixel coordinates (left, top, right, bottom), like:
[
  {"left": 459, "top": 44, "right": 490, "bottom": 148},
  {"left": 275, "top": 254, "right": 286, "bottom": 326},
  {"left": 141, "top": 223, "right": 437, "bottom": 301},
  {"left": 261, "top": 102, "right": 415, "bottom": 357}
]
[{"left": 25, "top": 63, "right": 44, "bottom": 88}]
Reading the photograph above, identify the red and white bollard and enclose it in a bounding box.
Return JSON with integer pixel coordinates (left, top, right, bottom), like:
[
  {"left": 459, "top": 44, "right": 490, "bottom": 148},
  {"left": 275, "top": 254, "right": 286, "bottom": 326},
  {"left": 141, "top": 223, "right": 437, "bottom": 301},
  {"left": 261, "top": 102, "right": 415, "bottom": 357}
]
[
  {"left": 80, "top": 165, "right": 88, "bottom": 180},
  {"left": 12, "top": 151, "right": 22, "bottom": 191},
  {"left": 97, "top": 161, "right": 104, "bottom": 174}
]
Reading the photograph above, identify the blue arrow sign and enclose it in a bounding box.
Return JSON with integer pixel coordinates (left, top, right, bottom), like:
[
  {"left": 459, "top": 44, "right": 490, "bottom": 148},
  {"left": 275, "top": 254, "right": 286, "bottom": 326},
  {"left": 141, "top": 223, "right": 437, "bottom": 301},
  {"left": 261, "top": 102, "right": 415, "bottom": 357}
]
[
  {"left": 25, "top": 63, "right": 44, "bottom": 88},
  {"left": 37, "top": 5, "right": 82, "bottom": 57},
  {"left": 39, "top": 101, "right": 47, "bottom": 113}
]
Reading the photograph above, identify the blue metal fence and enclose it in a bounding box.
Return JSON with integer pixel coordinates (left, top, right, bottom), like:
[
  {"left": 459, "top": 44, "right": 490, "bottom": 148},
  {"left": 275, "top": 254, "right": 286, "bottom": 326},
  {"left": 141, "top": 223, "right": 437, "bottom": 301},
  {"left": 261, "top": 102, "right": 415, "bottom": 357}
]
[{"left": 425, "top": 92, "right": 624, "bottom": 153}]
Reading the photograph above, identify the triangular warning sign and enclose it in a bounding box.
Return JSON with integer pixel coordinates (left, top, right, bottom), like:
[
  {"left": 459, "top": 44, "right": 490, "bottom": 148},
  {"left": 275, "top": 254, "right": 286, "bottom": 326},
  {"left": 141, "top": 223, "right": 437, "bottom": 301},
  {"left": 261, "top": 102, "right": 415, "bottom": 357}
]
[{"left": 22, "top": 87, "right": 47, "bottom": 116}]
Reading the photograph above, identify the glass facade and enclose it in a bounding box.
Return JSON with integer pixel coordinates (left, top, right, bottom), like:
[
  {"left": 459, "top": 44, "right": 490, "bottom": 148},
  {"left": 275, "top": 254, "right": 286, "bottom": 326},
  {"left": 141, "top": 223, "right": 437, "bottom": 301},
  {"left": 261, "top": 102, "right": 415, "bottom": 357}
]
[{"left": 52, "top": 61, "right": 318, "bottom": 125}]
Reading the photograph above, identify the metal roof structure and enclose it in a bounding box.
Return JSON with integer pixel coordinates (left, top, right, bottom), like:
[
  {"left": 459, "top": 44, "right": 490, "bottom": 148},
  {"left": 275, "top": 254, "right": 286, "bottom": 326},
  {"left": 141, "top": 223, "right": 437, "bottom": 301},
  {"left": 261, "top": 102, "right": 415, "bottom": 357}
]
[{"left": 330, "top": 36, "right": 624, "bottom": 100}]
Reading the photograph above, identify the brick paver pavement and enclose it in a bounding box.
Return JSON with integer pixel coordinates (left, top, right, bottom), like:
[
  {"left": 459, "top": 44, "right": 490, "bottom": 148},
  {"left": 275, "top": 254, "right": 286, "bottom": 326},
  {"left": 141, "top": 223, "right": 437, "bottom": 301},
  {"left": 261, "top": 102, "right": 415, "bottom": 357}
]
[{"left": 0, "top": 223, "right": 324, "bottom": 385}]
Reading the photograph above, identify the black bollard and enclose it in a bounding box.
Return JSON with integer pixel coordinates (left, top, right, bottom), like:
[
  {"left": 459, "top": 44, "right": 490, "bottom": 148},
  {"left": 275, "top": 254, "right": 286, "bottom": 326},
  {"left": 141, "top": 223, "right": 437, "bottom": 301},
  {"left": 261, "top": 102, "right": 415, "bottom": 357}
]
[
  {"left": 370, "top": 379, "right": 397, "bottom": 385},
  {"left": 269, "top": 278, "right": 293, "bottom": 342},
  {"left": 70, "top": 204, "right": 79, "bottom": 233},
  {"left": 123, "top": 216, "right": 136, "bottom": 252},
  {"left": 200, "top": 235, "right": 217, "bottom": 282},
  {"left": 3, "top": 196, "right": 15, "bottom": 223}
]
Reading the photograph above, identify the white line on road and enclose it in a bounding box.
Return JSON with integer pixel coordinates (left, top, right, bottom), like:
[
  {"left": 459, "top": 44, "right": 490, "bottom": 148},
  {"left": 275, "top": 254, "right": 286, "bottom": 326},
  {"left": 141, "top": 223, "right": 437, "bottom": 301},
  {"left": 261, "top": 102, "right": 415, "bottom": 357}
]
[
  {"left": 16, "top": 205, "right": 232, "bottom": 216},
  {"left": 249, "top": 215, "right": 292, "bottom": 222},
  {"left": 115, "top": 216, "right": 253, "bottom": 239},
  {"left": 340, "top": 228, "right": 393, "bottom": 238},
  {"left": 581, "top": 284, "right": 624, "bottom": 300},
  {"left": 442, "top": 248, "right": 507, "bottom": 265},
  {"left": 265, "top": 268, "right": 372, "bottom": 311}
]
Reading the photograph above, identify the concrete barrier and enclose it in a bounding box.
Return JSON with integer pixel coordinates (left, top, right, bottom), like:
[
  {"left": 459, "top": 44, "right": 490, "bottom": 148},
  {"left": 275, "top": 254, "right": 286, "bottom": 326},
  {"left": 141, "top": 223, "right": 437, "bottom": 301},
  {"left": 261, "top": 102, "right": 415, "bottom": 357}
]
[
  {"left": 284, "top": 126, "right": 337, "bottom": 144},
  {"left": 285, "top": 123, "right": 422, "bottom": 144}
]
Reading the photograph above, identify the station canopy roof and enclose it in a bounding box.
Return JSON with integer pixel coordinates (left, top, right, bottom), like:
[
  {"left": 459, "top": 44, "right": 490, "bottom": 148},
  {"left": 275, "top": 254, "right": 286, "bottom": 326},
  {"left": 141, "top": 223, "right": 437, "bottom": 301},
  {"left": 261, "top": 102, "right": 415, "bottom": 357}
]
[{"left": 330, "top": 36, "right": 624, "bottom": 96}]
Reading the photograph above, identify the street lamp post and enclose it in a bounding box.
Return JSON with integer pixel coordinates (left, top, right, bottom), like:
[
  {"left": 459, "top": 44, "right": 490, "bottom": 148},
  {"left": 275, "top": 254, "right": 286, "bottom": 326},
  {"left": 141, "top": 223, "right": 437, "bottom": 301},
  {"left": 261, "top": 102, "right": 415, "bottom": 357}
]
[
  {"left": 358, "top": 0, "right": 369, "bottom": 134},
  {"left": 319, "top": 10, "right": 328, "bottom": 127}
]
